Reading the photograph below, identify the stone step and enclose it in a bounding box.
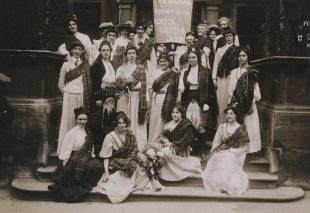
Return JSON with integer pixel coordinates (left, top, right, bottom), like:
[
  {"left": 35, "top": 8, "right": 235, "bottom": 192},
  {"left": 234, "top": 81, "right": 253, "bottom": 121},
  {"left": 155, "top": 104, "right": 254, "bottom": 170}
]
[
  {"left": 37, "top": 165, "right": 277, "bottom": 189},
  {"left": 244, "top": 156, "right": 270, "bottom": 172},
  {"left": 11, "top": 177, "right": 304, "bottom": 202},
  {"left": 160, "top": 172, "right": 278, "bottom": 189}
]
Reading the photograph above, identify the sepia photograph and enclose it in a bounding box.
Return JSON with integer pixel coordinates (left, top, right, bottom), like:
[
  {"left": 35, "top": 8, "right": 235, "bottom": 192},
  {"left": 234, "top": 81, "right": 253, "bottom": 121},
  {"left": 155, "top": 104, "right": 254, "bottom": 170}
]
[{"left": 0, "top": 0, "right": 310, "bottom": 212}]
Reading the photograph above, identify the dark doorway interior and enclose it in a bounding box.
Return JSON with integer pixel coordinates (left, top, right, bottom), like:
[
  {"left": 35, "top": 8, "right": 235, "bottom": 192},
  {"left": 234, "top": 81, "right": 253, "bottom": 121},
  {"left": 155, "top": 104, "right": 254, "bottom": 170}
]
[
  {"left": 73, "top": 3, "right": 101, "bottom": 40},
  {"left": 236, "top": 6, "right": 265, "bottom": 59}
]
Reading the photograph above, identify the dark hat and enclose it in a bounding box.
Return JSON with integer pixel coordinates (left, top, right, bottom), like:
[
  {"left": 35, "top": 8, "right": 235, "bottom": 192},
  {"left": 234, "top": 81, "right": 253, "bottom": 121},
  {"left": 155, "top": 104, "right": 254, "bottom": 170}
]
[
  {"left": 74, "top": 106, "right": 88, "bottom": 118},
  {"left": 208, "top": 24, "right": 221, "bottom": 35}
]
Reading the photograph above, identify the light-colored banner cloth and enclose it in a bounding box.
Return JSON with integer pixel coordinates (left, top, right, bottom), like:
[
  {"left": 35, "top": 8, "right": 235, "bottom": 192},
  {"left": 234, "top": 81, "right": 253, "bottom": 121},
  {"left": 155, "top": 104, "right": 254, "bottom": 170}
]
[{"left": 153, "top": 0, "right": 193, "bottom": 43}]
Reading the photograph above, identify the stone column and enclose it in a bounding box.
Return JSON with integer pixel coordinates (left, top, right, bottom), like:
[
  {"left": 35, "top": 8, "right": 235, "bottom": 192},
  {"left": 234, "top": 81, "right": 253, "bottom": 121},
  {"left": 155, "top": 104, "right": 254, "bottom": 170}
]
[
  {"left": 116, "top": 0, "right": 134, "bottom": 23},
  {"left": 203, "top": 0, "right": 222, "bottom": 24}
]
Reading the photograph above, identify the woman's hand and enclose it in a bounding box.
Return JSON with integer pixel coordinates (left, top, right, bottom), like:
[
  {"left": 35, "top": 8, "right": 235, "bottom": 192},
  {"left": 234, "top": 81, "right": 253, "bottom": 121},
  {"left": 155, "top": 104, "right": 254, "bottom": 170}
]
[
  {"left": 96, "top": 100, "right": 103, "bottom": 107},
  {"left": 102, "top": 173, "right": 109, "bottom": 182},
  {"left": 212, "top": 78, "right": 217, "bottom": 88}
]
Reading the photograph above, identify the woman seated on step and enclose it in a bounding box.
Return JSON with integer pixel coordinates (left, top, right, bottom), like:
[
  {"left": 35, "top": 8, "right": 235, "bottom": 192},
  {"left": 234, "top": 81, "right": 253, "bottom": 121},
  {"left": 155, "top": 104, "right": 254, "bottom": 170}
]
[
  {"left": 158, "top": 103, "right": 202, "bottom": 181},
  {"left": 48, "top": 107, "right": 103, "bottom": 202},
  {"left": 96, "top": 111, "right": 164, "bottom": 204},
  {"left": 202, "top": 103, "right": 249, "bottom": 196}
]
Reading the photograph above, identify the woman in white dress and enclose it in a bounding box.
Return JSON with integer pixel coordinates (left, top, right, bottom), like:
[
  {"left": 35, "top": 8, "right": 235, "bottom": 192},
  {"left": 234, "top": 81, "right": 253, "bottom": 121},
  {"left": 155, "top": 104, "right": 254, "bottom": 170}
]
[
  {"left": 58, "top": 14, "right": 92, "bottom": 62},
  {"left": 228, "top": 47, "right": 262, "bottom": 153},
  {"left": 148, "top": 53, "right": 182, "bottom": 143},
  {"left": 96, "top": 112, "right": 163, "bottom": 203},
  {"left": 202, "top": 104, "right": 249, "bottom": 196},
  {"left": 212, "top": 28, "right": 240, "bottom": 125},
  {"left": 158, "top": 104, "right": 202, "bottom": 181},
  {"left": 57, "top": 39, "right": 92, "bottom": 154},
  {"left": 116, "top": 45, "right": 148, "bottom": 151}
]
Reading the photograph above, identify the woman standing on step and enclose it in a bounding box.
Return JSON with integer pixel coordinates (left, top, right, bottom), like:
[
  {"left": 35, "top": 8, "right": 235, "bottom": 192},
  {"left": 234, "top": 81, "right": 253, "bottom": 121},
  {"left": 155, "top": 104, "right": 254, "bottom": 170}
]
[
  {"left": 90, "top": 41, "right": 116, "bottom": 157},
  {"left": 116, "top": 45, "right": 149, "bottom": 151},
  {"left": 228, "top": 47, "right": 262, "bottom": 153},
  {"left": 57, "top": 39, "right": 92, "bottom": 154},
  {"left": 96, "top": 112, "right": 164, "bottom": 203},
  {"left": 158, "top": 104, "right": 202, "bottom": 181},
  {"left": 148, "top": 53, "right": 182, "bottom": 144},
  {"left": 202, "top": 103, "right": 249, "bottom": 196},
  {"left": 49, "top": 107, "right": 103, "bottom": 202}
]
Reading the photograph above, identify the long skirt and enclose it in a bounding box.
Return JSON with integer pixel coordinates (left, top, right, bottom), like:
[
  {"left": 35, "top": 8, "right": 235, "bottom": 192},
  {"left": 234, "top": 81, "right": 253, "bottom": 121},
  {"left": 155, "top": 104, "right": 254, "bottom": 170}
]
[
  {"left": 216, "top": 75, "right": 231, "bottom": 125},
  {"left": 202, "top": 149, "right": 248, "bottom": 195},
  {"left": 116, "top": 92, "right": 129, "bottom": 115},
  {"left": 128, "top": 91, "right": 147, "bottom": 151},
  {"left": 57, "top": 92, "right": 83, "bottom": 154},
  {"left": 95, "top": 166, "right": 150, "bottom": 204},
  {"left": 148, "top": 93, "right": 166, "bottom": 143},
  {"left": 48, "top": 158, "right": 103, "bottom": 202},
  {"left": 158, "top": 147, "right": 202, "bottom": 181},
  {"left": 245, "top": 102, "right": 261, "bottom": 153}
]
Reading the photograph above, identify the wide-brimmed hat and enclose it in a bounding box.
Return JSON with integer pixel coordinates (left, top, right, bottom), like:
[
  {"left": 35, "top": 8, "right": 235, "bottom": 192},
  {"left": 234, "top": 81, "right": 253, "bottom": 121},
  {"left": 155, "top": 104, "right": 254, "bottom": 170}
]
[
  {"left": 99, "top": 22, "right": 113, "bottom": 29},
  {"left": 116, "top": 23, "right": 132, "bottom": 31}
]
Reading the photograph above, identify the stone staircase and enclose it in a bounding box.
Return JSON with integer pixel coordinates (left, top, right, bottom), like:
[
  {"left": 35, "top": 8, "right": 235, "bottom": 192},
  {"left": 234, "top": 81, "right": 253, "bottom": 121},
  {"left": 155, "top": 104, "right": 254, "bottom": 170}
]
[{"left": 11, "top": 151, "right": 304, "bottom": 202}]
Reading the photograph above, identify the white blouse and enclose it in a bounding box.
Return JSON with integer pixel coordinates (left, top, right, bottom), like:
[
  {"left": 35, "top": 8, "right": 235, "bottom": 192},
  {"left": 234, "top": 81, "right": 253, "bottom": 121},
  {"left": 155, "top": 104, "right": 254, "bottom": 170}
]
[
  {"left": 58, "top": 57, "right": 83, "bottom": 94},
  {"left": 59, "top": 126, "right": 86, "bottom": 165}
]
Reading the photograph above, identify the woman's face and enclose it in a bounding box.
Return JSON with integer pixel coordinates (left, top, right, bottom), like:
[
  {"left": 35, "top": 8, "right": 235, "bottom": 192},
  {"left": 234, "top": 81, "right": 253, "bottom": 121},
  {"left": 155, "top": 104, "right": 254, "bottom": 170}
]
[
  {"left": 136, "top": 26, "right": 145, "bottom": 38},
  {"left": 116, "top": 118, "right": 127, "bottom": 132},
  {"left": 159, "top": 58, "right": 169, "bottom": 71},
  {"left": 120, "top": 29, "right": 128, "bottom": 38},
  {"left": 209, "top": 30, "right": 217, "bottom": 41},
  {"left": 128, "top": 32, "right": 135, "bottom": 41},
  {"left": 68, "top": 21, "right": 78, "bottom": 33},
  {"left": 197, "top": 25, "right": 206, "bottom": 37},
  {"left": 188, "top": 52, "right": 198, "bottom": 66},
  {"left": 238, "top": 50, "right": 249, "bottom": 66},
  {"left": 100, "top": 45, "right": 111, "bottom": 60},
  {"left": 106, "top": 32, "right": 117, "bottom": 43},
  {"left": 127, "top": 49, "right": 137, "bottom": 62},
  {"left": 146, "top": 25, "right": 154, "bottom": 36},
  {"left": 71, "top": 46, "right": 83, "bottom": 58},
  {"left": 76, "top": 114, "right": 88, "bottom": 128},
  {"left": 185, "top": 35, "right": 195, "bottom": 48},
  {"left": 220, "top": 20, "right": 229, "bottom": 29},
  {"left": 225, "top": 33, "right": 234, "bottom": 44},
  {"left": 226, "top": 109, "right": 237, "bottom": 123},
  {"left": 171, "top": 108, "right": 182, "bottom": 121}
]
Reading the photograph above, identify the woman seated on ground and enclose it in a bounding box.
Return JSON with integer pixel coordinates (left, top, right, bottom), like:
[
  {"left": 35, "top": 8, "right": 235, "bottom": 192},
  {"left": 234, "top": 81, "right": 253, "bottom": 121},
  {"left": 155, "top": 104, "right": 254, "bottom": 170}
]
[
  {"left": 202, "top": 103, "right": 249, "bottom": 196},
  {"left": 48, "top": 107, "right": 103, "bottom": 202},
  {"left": 158, "top": 104, "right": 202, "bottom": 181},
  {"left": 96, "top": 112, "right": 163, "bottom": 204}
]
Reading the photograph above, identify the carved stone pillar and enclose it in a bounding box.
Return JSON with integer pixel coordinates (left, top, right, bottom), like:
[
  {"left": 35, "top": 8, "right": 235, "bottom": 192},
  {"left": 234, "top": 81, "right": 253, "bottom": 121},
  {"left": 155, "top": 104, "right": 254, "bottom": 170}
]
[{"left": 203, "top": 0, "right": 222, "bottom": 24}]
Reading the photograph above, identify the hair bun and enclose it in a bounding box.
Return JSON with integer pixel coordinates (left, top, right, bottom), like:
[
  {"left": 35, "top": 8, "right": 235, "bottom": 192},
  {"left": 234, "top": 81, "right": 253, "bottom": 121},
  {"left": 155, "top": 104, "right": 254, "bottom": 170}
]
[{"left": 74, "top": 106, "right": 88, "bottom": 117}]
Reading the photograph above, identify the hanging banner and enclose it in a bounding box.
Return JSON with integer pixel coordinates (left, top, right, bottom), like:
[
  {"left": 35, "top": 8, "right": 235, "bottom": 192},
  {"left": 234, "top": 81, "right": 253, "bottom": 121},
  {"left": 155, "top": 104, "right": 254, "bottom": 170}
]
[{"left": 153, "top": 0, "right": 193, "bottom": 43}]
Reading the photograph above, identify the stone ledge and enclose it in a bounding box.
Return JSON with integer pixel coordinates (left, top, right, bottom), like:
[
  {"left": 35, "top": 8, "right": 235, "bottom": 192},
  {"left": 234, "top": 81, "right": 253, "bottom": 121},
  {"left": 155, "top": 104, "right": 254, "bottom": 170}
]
[{"left": 11, "top": 177, "right": 304, "bottom": 202}]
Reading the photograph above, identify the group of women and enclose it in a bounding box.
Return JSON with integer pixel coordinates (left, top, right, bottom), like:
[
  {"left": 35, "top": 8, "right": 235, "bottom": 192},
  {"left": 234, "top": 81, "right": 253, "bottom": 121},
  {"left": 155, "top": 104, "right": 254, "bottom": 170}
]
[{"left": 50, "top": 14, "right": 262, "bottom": 203}]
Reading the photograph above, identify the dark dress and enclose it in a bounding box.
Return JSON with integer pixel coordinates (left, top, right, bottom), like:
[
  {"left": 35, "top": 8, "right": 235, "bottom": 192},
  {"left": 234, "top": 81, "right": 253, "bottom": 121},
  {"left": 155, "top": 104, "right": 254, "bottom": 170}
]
[
  {"left": 90, "top": 56, "right": 116, "bottom": 156},
  {"left": 49, "top": 127, "right": 103, "bottom": 202}
]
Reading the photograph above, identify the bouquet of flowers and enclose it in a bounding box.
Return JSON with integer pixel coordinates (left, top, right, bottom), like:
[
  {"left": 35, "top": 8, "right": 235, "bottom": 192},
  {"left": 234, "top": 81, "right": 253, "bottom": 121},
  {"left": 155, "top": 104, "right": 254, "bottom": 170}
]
[
  {"left": 138, "top": 142, "right": 170, "bottom": 180},
  {"left": 95, "top": 76, "right": 130, "bottom": 100}
]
